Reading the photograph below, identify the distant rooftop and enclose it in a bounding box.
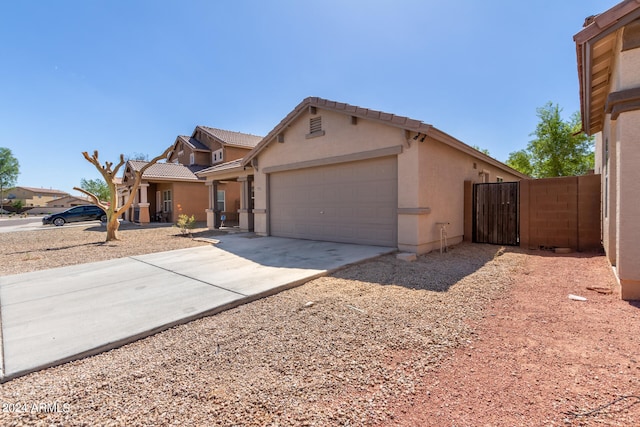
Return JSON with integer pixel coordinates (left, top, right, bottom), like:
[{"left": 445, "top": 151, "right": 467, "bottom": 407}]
[{"left": 10, "top": 186, "right": 68, "bottom": 195}]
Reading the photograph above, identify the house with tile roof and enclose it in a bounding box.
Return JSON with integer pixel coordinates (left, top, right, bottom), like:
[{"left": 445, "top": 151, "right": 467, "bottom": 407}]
[
  {"left": 2, "top": 186, "right": 69, "bottom": 208},
  {"left": 574, "top": 0, "right": 640, "bottom": 300},
  {"left": 119, "top": 127, "right": 261, "bottom": 224},
  {"left": 46, "top": 195, "right": 94, "bottom": 208},
  {"left": 199, "top": 96, "right": 526, "bottom": 248}
]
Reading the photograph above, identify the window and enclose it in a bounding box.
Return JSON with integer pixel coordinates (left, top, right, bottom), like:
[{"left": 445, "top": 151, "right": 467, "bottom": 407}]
[
  {"left": 162, "top": 190, "right": 172, "bottom": 212},
  {"left": 190, "top": 153, "right": 195, "bottom": 165},
  {"left": 212, "top": 149, "right": 223, "bottom": 164},
  {"left": 496, "top": 176, "right": 504, "bottom": 183},
  {"left": 216, "top": 190, "right": 225, "bottom": 212}
]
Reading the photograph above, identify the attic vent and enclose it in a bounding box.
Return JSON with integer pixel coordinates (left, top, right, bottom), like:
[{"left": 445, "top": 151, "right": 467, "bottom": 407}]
[
  {"left": 306, "top": 116, "right": 325, "bottom": 139},
  {"left": 310, "top": 117, "right": 322, "bottom": 133}
]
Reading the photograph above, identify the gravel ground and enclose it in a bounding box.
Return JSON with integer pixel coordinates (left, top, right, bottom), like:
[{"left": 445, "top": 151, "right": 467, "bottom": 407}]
[
  {"left": 1, "top": 222, "right": 636, "bottom": 426},
  {"left": 0, "top": 222, "right": 220, "bottom": 276}
]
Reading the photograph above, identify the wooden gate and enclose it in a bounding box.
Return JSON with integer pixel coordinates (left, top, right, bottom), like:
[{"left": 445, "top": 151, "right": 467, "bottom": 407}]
[{"left": 473, "top": 182, "right": 519, "bottom": 245}]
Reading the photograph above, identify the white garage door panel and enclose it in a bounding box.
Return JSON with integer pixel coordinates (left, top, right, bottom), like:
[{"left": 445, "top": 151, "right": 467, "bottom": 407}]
[{"left": 270, "top": 157, "right": 397, "bottom": 246}]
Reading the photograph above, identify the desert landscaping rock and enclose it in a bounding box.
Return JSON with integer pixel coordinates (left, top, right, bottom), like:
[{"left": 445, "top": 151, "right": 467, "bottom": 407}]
[{"left": 0, "top": 223, "right": 637, "bottom": 426}]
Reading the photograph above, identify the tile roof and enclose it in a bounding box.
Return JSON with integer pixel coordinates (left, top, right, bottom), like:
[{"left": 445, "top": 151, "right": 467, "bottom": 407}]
[
  {"left": 242, "top": 96, "right": 435, "bottom": 166},
  {"left": 196, "top": 158, "right": 244, "bottom": 176},
  {"left": 241, "top": 96, "right": 528, "bottom": 179},
  {"left": 15, "top": 186, "right": 69, "bottom": 195},
  {"left": 198, "top": 126, "right": 263, "bottom": 148},
  {"left": 178, "top": 135, "right": 209, "bottom": 151},
  {"left": 127, "top": 161, "right": 204, "bottom": 181},
  {"left": 574, "top": 0, "right": 640, "bottom": 134}
]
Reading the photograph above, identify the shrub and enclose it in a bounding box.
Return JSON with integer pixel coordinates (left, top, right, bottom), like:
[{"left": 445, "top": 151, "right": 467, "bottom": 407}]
[{"left": 175, "top": 214, "right": 196, "bottom": 236}]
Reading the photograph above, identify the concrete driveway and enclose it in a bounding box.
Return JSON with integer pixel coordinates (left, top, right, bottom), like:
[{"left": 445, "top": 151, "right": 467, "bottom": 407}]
[{"left": 0, "top": 234, "right": 395, "bottom": 381}]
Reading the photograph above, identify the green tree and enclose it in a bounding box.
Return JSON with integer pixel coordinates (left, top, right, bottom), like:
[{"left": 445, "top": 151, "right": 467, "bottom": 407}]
[
  {"left": 0, "top": 147, "right": 20, "bottom": 215},
  {"left": 472, "top": 145, "right": 491, "bottom": 156},
  {"left": 507, "top": 102, "right": 594, "bottom": 178},
  {"left": 80, "top": 178, "right": 110, "bottom": 202},
  {"left": 505, "top": 150, "right": 533, "bottom": 177}
]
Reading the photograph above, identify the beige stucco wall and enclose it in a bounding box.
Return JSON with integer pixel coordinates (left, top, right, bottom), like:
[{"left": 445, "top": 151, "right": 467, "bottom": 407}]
[
  {"left": 225, "top": 146, "right": 251, "bottom": 162},
  {"left": 614, "top": 47, "right": 640, "bottom": 91},
  {"left": 599, "top": 120, "right": 618, "bottom": 265},
  {"left": 252, "top": 109, "right": 407, "bottom": 237},
  {"left": 402, "top": 136, "right": 522, "bottom": 253},
  {"left": 598, "top": 35, "right": 640, "bottom": 299},
  {"left": 172, "top": 181, "right": 208, "bottom": 222},
  {"left": 615, "top": 110, "right": 640, "bottom": 299},
  {"left": 7, "top": 188, "right": 66, "bottom": 207},
  {"left": 252, "top": 107, "right": 522, "bottom": 253}
]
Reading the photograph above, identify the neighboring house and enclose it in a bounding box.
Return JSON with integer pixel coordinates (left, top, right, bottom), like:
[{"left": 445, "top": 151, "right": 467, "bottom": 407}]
[
  {"left": 120, "top": 127, "right": 261, "bottom": 224},
  {"left": 200, "top": 97, "right": 526, "bottom": 253},
  {"left": 2, "top": 186, "right": 69, "bottom": 207},
  {"left": 46, "top": 195, "right": 93, "bottom": 208},
  {"left": 574, "top": 0, "right": 640, "bottom": 300},
  {"left": 120, "top": 161, "right": 208, "bottom": 223}
]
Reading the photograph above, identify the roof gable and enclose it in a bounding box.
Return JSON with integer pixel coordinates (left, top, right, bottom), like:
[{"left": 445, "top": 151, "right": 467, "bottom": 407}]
[
  {"left": 242, "top": 97, "right": 434, "bottom": 166},
  {"left": 178, "top": 135, "right": 209, "bottom": 151},
  {"left": 240, "top": 97, "right": 526, "bottom": 179}
]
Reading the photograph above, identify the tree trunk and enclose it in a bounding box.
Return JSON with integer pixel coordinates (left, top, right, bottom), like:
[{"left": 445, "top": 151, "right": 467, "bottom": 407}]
[{"left": 106, "top": 215, "right": 120, "bottom": 241}]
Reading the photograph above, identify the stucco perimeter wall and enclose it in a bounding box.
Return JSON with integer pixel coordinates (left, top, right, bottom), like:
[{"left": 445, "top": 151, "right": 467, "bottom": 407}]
[
  {"left": 403, "top": 138, "right": 523, "bottom": 254},
  {"left": 171, "top": 181, "right": 208, "bottom": 222},
  {"left": 519, "top": 175, "right": 601, "bottom": 252}
]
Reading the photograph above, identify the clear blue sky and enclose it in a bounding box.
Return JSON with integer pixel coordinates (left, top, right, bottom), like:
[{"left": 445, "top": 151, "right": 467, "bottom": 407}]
[{"left": 0, "top": 0, "right": 620, "bottom": 194}]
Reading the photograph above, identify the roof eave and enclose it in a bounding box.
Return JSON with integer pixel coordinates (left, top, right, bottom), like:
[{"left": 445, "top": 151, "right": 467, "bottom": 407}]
[
  {"left": 426, "top": 127, "right": 530, "bottom": 179},
  {"left": 196, "top": 165, "right": 246, "bottom": 177},
  {"left": 574, "top": 0, "right": 640, "bottom": 135},
  {"left": 241, "top": 97, "right": 435, "bottom": 167},
  {"left": 140, "top": 176, "right": 204, "bottom": 183}
]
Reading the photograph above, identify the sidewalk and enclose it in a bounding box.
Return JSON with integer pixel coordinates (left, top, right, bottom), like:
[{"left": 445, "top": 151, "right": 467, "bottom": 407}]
[{"left": 0, "top": 234, "right": 394, "bottom": 381}]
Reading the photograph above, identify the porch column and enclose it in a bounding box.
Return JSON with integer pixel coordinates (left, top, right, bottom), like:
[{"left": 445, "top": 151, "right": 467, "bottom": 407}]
[
  {"left": 212, "top": 181, "right": 220, "bottom": 229},
  {"left": 138, "top": 183, "right": 150, "bottom": 224},
  {"left": 238, "top": 176, "right": 254, "bottom": 232},
  {"left": 205, "top": 181, "right": 220, "bottom": 229},
  {"left": 205, "top": 181, "right": 215, "bottom": 229}
]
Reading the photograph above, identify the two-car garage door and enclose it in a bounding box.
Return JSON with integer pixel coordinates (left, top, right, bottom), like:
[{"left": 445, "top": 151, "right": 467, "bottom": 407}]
[{"left": 269, "top": 156, "right": 397, "bottom": 247}]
